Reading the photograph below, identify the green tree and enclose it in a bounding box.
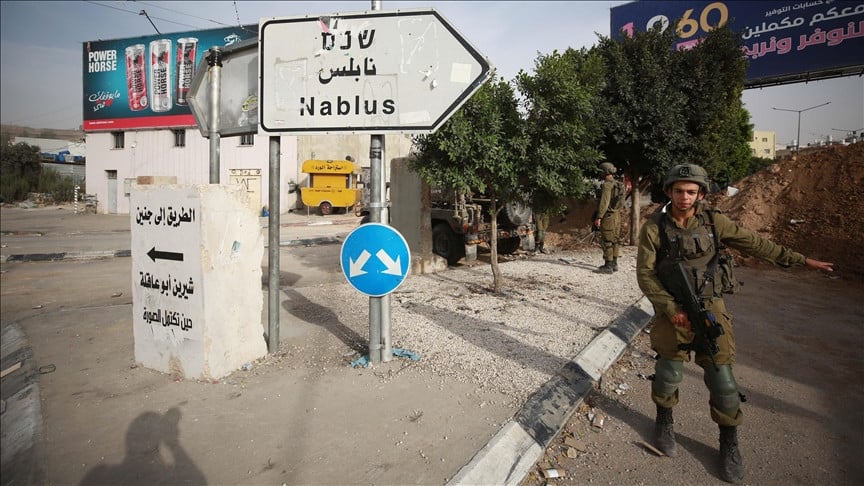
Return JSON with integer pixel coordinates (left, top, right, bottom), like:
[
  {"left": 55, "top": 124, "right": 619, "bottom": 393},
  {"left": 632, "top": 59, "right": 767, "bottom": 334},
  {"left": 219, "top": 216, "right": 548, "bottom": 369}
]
[
  {"left": 515, "top": 47, "right": 606, "bottom": 214},
  {"left": 0, "top": 142, "right": 42, "bottom": 201},
  {"left": 596, "top": 23, "right": 753, "bottom": 243},
  {"left": 411, "top": 76, "right": 526, "bottom": 292},
  {"left": 596, "top": 24, "right": 689, "bottom": 243},
  {"left": 678, "top": 25, "right": 751, "bottom": 186}
]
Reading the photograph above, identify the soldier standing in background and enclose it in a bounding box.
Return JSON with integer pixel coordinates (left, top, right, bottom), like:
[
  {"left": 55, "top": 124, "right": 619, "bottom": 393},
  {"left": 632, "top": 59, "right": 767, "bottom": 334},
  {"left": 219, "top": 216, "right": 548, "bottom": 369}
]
[
  {"left": 594, "top": 162, "right": 626, "bottom": 273},
  {"left": 636, "top": 163, "right": 833, "bottom": 483}
]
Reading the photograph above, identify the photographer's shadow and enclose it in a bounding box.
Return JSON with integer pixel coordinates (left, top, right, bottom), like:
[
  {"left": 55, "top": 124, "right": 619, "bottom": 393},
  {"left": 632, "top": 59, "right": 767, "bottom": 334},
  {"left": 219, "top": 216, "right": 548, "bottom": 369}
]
[{"left": 80, "top": 407, "right": 206, "bottom": 486}]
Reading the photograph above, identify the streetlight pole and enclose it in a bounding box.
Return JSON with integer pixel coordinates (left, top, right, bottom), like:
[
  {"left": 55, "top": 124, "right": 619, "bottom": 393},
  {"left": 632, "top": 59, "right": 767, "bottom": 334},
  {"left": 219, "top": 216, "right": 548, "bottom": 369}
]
[{"left": 772, "top": 101, "right": 831, "bottom": 155}]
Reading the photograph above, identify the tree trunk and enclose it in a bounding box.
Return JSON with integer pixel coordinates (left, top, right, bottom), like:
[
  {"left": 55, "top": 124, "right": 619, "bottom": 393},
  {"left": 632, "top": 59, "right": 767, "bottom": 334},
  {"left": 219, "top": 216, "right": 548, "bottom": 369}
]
[
  {"left": 630, "top": 186, "right": 642, "bottom": 246},
  {"left": 490, "top": 200, "right": 502, "bottom": 292}
]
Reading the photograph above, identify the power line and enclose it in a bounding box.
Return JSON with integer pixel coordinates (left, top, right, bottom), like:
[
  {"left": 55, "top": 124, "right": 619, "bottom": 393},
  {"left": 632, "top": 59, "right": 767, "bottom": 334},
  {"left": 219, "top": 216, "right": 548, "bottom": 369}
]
[
  {"left": 83, "top": 1, "right": 200, "bottom": 30},
  {"left": 135, "top": 0, "right": 238, "bottom": 29}
]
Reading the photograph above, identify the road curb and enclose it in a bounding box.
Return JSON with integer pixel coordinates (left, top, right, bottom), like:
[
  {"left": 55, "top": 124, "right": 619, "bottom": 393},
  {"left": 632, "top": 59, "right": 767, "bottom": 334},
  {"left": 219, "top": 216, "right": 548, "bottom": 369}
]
[
  {"left": 2, "top": 250, "right": 131, "bottom": 263},
  {"left": 447, "top": 296, "right": 655, "bottom": 486},
  {"left": 1, "top": 324, "right": 45, "bottom": 485}
]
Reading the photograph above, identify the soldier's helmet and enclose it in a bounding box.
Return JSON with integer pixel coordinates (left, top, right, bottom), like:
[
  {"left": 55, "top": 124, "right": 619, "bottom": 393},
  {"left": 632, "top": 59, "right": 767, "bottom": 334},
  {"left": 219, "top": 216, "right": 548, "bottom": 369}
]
[
  {"left": 663, "top": 164, "right": 710, "bottom": 192},
  {"left": 599, "top": 162, "right": 617, "bottom": 175}
]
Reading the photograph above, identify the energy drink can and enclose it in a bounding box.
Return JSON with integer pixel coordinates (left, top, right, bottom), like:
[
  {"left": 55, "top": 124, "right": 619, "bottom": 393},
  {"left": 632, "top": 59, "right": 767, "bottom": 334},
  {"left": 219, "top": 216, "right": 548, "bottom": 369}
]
[
  {"left": 149, "top": 39, "right": 172, "bottom": 112},
  {"left": 125, "top": 44, "right": 148, "bottom": 111},
  {"left": 175, "top": 37, "right": 198, "bottom": 106}
]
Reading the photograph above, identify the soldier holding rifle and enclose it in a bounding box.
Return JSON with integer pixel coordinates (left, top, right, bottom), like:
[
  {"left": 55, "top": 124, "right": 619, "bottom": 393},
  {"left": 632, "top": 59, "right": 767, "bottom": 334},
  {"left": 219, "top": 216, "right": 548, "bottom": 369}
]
[{"left": 636, "top": 164, "right": 833, "bottom": 483}]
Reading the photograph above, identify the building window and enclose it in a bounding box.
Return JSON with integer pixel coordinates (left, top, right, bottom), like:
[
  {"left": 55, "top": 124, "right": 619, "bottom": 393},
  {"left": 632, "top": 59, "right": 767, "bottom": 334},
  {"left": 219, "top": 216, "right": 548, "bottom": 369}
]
[
  {"left": 761, "top": 137, "right": 768, "bottom": 142},
  {"left": 173, "top": 129, "right": 186, "bottom": 147},
  {"left": 240, "top": 134, "right": 254, "bottom": 146},
  {"left": 112, "top": 131, "right": 124, "bottom": 149}
]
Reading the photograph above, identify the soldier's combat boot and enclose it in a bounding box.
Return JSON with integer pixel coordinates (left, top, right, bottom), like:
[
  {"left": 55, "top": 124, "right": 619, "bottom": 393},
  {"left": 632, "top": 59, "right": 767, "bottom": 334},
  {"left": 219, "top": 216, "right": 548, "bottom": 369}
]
[
  {"left": 612, "top": 257, "right": 619, "bottom": 272},
  {"left": 595, "top": 261, "right": 614, "bottom": 274},
  {"left": 719, "top": 425, "right": 744, "bottom": 483},
  {"left": 654, "top": 405, "right": 677, "bottom": 457}
]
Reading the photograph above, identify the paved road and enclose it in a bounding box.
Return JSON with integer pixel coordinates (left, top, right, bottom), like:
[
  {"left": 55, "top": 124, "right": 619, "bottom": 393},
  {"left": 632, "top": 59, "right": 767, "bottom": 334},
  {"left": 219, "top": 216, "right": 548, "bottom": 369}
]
[
  {"left": 1, "top": 205, "right": 652, "bottom": 486},
  {"left": 522, "top": 264, "right": 864, "bottom": 485}
]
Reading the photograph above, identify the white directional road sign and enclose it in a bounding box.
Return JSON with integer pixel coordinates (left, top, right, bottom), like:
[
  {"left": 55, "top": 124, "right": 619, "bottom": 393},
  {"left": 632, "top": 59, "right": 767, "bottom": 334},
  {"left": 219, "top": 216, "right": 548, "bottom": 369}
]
[
  {"left": 340, "top": 223, "right": 411, "bottom": 297},
  {"left": 259, "top": 8, "right": 491, "bottom": 135}
]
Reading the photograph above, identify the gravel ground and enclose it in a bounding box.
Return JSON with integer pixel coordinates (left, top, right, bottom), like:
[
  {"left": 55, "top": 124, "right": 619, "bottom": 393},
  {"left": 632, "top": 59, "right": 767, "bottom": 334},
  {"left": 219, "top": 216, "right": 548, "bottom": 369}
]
[{"left": 290, "top": 246, "right": 644, "bottom": 408}]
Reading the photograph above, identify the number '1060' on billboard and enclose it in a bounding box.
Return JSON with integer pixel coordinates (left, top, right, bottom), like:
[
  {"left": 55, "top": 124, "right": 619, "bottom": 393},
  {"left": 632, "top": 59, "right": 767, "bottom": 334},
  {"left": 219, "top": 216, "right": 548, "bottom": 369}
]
[{"left": 82, "top": 25, "right": 256, "bottom": 131}]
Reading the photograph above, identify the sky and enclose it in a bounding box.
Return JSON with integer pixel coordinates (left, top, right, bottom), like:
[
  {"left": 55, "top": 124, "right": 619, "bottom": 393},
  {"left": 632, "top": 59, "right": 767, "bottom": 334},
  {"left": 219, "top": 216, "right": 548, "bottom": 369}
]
[{"left": 1, "top": 0, "right": 862, "bottom": 146}]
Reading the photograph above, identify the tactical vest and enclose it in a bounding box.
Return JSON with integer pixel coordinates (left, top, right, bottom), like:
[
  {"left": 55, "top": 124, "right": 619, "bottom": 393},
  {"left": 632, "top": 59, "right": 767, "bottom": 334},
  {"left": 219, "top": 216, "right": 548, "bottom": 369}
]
[
  {"left": 612, "top": 180, "right": 627, "bottom": 210},
  {"left": 654, "top": 209, "right": 721, "bottom": 299}
]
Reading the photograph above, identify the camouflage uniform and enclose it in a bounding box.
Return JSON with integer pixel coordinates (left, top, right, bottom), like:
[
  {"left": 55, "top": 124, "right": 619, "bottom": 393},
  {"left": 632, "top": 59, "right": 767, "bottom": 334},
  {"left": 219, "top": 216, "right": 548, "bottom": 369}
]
[
  {"left": 535, "top": 210, "right": 550, "bottom": 253},
  {"left": 596, "top": 163, "right": 624, "bottom": 273},
  {"left": 637, "top": 163, "right": 814, "bottom": 483},
  {"left": 638, "top": 202, "right": 806, "bottom": 425}
]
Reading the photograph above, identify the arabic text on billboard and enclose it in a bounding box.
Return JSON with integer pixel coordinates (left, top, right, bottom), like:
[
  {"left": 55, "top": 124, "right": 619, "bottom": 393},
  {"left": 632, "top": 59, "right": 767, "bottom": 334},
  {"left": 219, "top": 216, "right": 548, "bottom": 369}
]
[
  {"left": 610, "top": 1, "right": 864, "bottom": 83},
  {"left": 83, "top": 26, "right": 256, "bottom": 131}
]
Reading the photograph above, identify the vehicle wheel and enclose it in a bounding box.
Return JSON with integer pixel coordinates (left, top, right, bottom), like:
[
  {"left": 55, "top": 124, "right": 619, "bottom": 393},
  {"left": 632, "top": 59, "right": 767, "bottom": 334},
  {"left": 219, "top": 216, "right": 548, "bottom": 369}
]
[
  {"left": 433, "top": 223, "right": 464, "bottom": 265},
  {"left": 318, "top": 201, "right": 333, "bottom": 215},
  {"left": 497, "top": 236, "right": 521, "bottom": 255},
  {"left": 503, "top": 201, "right": 532, "bottom": 226}
]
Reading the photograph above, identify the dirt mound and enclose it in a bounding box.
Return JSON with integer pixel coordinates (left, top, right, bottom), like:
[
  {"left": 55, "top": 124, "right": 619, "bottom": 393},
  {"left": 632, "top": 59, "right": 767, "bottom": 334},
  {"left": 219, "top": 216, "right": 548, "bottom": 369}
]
[
  {"left": 712, "top": 142, "right": 864, "bottom": 279},
  {"left": 545, "top": 142, "right": 864, "bottom": 280}
]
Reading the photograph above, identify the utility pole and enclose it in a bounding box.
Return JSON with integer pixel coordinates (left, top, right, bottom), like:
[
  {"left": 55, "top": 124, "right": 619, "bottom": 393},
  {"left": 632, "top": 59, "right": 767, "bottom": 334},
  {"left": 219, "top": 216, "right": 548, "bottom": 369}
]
[
  {"left": 139, "top": 10, "right": 160, "bottom": 34},
  {"left": 772, "top": 101, "right": 831, "bottom": 155}
]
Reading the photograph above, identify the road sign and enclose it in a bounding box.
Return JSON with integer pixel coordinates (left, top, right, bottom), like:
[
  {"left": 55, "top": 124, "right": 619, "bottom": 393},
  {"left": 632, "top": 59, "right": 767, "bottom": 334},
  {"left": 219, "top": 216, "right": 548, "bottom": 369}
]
[
  {"left": 131, "top": 187, "right": 204, "bottom": 343},
  {"left": 340, "top": 223, "right": 411, "bottom": 297},
  {"left": 188, "top": 38, "right": 259, "bottom": 138},
  {"left": 259, "top": 8, "right": 491, "bottom": 135}
]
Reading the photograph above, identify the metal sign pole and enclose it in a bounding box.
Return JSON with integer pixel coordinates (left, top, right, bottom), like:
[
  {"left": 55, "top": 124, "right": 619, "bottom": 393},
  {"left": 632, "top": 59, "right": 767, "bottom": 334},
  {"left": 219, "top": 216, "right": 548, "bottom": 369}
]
[
  {"left": 368, "top": 0, "right": 392, "bottom": 364},
  {"left": 268, "top": 136, "right": 281, "bottom": 353},
  {"left": 207, "top": 47, "right": 223, "bottom": 183},
  {"left": 368, "top": 135, "right": 384, "bottom": 364}
]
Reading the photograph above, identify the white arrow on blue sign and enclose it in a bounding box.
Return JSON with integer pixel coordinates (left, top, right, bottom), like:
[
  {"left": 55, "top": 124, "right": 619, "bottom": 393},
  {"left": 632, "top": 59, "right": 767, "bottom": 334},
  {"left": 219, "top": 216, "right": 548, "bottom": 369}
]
[{"left": 340, "top": 223, "right": 411, "bottom": 297}]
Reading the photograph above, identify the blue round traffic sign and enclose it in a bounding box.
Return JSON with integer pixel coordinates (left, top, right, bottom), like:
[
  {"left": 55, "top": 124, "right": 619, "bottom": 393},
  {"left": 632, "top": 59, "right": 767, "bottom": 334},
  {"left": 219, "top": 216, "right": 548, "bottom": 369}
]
[{"left": 340, "top": 223, "right": 411, "bottom": 297}]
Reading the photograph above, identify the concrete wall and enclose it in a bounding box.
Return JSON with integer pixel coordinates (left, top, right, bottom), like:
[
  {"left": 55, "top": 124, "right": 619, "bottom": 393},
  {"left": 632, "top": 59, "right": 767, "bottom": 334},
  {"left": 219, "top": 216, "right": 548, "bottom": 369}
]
[
  {"left": 131, "top": 184, "right": 267, "bottom": 379},
  {"left": 390, "top": 157, "right": 447, "bottom": 275},
  {"left": 86, "top": 130, "right": 298, "bottom": 214}
]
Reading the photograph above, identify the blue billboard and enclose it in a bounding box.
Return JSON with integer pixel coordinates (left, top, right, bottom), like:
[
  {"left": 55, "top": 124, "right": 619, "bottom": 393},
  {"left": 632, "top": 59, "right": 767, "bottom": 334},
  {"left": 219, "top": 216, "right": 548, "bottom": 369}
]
[
  {"left": 610, "top": 1, "right": 864, "bottom": 85},
  {"left": 83, "top": 25, "right": 257, "bottom": 131}
]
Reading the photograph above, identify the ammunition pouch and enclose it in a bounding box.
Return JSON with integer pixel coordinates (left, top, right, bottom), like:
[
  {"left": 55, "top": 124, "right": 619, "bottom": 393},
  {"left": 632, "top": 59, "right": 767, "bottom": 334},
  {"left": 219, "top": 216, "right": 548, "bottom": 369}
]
[{"left": 717, "top": 252, "right": 741, "bottom": 295}]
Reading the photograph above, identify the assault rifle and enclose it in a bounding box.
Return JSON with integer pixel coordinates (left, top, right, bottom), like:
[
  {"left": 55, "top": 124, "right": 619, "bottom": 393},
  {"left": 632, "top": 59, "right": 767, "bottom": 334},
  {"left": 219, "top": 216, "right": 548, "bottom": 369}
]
[{"left": 667, "top": 261, "right": 725, "bottom": 370}]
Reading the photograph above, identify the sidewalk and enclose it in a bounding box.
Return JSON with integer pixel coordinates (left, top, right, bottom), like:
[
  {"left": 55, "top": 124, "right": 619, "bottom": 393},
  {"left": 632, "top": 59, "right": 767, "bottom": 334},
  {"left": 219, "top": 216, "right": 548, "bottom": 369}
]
[{"left": 1, "top": 205, "right": 652, "bottom": 485}]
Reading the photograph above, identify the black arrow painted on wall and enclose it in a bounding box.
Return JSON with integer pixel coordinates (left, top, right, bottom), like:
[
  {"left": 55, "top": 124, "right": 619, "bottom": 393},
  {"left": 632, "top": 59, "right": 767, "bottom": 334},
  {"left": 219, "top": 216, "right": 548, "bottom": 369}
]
[{"left": 147, "top": 247, "right": 184, "bottom": 262}]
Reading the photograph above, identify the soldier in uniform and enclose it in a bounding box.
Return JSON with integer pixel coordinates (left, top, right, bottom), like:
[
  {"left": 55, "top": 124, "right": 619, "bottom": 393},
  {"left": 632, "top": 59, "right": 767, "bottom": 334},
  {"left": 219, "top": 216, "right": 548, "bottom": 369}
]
[
  {"left": 636, "top": 164, "right": 833, "bottom": 483},
  {"left": 594, "top": 162, "right": 626, "bottom": 273}
]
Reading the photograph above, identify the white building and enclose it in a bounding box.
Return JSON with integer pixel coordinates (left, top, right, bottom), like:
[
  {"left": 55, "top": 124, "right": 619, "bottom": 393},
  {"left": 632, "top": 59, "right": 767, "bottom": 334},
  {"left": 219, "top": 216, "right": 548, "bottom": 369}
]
[{"left": 85, "top": 129, "right": 413, "bottom": 215}]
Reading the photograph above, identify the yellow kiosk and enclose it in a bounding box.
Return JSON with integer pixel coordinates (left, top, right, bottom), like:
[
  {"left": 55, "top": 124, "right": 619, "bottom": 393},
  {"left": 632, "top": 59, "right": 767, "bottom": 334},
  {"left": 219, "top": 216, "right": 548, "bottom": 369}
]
[{"left": 300, "top": 159, "right": 361, "bottom": 215}]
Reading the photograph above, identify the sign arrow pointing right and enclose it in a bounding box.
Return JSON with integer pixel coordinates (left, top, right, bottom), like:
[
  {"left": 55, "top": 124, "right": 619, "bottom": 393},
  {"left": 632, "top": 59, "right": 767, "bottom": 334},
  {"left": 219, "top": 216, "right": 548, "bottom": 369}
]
[{"left": 376, "top": 249, "right": 402, "bottom": 276}]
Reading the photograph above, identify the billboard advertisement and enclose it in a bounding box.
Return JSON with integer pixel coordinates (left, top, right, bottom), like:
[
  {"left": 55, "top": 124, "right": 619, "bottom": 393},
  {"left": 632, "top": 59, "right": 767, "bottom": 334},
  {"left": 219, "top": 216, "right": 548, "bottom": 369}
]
[
  {"left": 610, "top": 1, "right": 864, "bottom": 85},
  {"left": 83, "top": 25, "right": 257, "bottom": 131}
]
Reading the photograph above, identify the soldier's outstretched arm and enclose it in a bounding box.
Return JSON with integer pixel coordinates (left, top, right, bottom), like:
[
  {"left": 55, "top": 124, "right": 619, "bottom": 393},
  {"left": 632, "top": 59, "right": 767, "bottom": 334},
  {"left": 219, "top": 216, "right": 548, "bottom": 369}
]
[{"left": 804, "top": 258, "right": 834, "bottom": 272}]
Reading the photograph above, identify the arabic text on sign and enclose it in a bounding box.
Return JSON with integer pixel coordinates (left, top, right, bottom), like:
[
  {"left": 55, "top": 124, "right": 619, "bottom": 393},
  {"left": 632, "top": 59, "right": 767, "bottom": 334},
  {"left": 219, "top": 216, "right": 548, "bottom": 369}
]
[{"left": 135, "top": 206, "right": 196, "bottom": 227}]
